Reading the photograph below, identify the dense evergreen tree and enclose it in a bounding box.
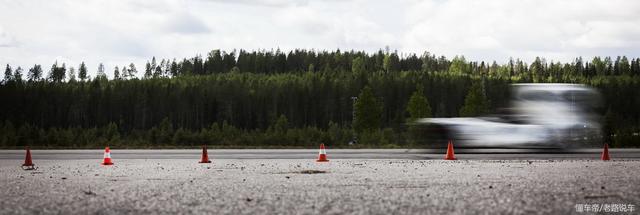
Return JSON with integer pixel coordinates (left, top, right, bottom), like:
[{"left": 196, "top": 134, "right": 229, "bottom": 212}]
[
  {"left": 27, "top": 64, "right": 43, "bottom": 82},
  {"left": 128, "top": 63, "right": 138, "bottom": 79},
  {"left": 96, "top": 63, "right": 107, "bottom": 80},
  {"left": 113, "top": 66, "right": 121, "bottom": 80},
  {"left": 144, "top": 61, "right": 152, "bottom": 79},
  {"left": 78, "top": 62, "right": 88, "bottom": 81},
  {"left": 13, "top": 67, "right": 23, "bottom": 82},
  {"left": 353, "top": 86, "right": 383, "bottom": 133},
  {"left": 48, "top": 62, "right": 66, "bottom": 82},
  {"left": 406, "top": 84, "right": 432, "bottom": 121},
  {"left": 459, "top": 81, "right": 490, "bottom": 117},
  {"left": 3, "top": 64, "right": 12, "bottom": 83},
  {"left": 170, "top": 60, "right": 179, "bottom": 77},
  {"left": 151, "top": 57, "right": 158, "bottom": 77},
  {"left": 121, "top": 65, "right": 129, "bottom": 80},
  {"left": 68, "top": 67, "right": 76, "bottom": 82},
  {"left": 352, "top": 56, "right": 366, "bottom": 75}
]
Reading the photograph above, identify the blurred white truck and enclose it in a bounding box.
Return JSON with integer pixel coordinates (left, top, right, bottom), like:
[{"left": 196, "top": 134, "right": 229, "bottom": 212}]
[{"left": 415, "top": 83, "right": 603, "bottom": 148}]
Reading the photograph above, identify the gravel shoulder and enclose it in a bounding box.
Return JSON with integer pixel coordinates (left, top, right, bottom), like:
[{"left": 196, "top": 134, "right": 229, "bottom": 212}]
[{"left": 1, "top": 159, "right": 639, "bottom": 214}]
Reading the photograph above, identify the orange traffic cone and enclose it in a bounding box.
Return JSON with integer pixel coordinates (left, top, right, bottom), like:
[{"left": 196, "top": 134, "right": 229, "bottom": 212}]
[
  {"left": 199, "top": 145, "right": 212, "bottom": 163},
  {"left": 22, "top": 146, "right": 35, "bottom": 170},
  {"left": 316, "top": 143, "right": 329, "bottom": 162},
  {"left": 601, "top": 143, "right": 610, "bottom": 161},
  {"left": 445, "top": 140, "right": 457, "bottom": 160},
  {"left": 102, "top": 147, "right": 114, "bottom": 165}
]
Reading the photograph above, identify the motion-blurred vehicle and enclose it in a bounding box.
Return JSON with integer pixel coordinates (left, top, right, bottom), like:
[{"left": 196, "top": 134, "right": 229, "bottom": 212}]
[{"left": 415, "top": 83, "right": 603, "bottom": 148}]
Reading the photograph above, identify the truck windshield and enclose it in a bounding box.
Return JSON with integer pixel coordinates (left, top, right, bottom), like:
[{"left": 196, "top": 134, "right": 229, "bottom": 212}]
[{"left": 518, "top": 90, "right": 560, "bottom": 102}]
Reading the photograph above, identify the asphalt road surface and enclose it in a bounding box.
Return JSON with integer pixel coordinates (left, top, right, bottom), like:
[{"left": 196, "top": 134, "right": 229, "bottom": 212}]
[
  {"left": 1, "top": 148, "right": 640, "bottom": 160},
  {"left": 1, "top": 149, "right": 639, "bottom": 214}
]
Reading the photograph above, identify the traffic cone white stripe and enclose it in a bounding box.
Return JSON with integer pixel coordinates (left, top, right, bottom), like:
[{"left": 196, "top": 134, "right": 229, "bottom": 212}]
[
  {"left": 102, "top": 147, "right": 114, "bottom": 165},
  {"left": 317, "top": 143, "right": 329, "bottom": 162}
]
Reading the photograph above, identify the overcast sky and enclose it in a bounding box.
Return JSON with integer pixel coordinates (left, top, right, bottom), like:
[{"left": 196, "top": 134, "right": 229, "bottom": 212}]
[{"left": 1, "top": 0, "right": 639, "bottom": 77}]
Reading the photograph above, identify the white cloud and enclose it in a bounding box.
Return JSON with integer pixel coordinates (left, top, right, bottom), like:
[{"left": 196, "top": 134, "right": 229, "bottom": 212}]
[
  {"left": 403, "top": 0, "right": 640, "bottom": 62},
  {"left": 164, "top": 12, "right": 212, "bottom": 35},
  {"left": 0, "top": 28, "right": 19, "bottom": 48},
  {"left": 0, "top": 0, "right": 639, "bottom": 78},
  {"left": 206, "top": 0, "right": 311, "bottom": 8}
]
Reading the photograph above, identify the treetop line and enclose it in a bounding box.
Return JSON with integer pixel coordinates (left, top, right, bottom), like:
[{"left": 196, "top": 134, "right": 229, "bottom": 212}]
[{"left": 3, "top": 49, "right": 640, "bottom": 82}]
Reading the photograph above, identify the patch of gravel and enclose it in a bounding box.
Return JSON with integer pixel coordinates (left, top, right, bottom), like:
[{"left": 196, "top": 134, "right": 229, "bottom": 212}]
[{"left": 1, "top": 159, "right": 639, "bottom": 214}]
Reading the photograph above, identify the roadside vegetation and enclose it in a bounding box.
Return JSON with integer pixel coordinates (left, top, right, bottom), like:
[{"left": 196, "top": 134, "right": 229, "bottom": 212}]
[{"left": 1, "top": 50, "right": 639, "bottom": 148}]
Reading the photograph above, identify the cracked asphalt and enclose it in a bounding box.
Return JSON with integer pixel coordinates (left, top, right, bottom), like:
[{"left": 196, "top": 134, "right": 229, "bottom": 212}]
[{"left": 1, "top": 157, "right": 639, "bottom": 214}]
